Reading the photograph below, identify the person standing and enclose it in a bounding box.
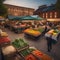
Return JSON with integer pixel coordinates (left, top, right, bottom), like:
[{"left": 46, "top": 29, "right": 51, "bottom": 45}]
[{"left": 46, "top": 33, "right": 53, "bottom": 52}]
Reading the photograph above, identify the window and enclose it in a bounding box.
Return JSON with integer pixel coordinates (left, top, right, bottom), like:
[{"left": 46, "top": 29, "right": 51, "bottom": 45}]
[
  {"left": 50, "top": 12, "right": 52, "bottom": 18},
  {"left": 43, "top": 13, "right": 44, "bottom": 18},
  {"left": 55, "top": 12, "right": 57, "bottom": 18},
  {"left": 46, "top": 13, "right": 48, "bottom": 18},
  {"left": 8, "top": 8, "right": 10, "bottom": 11}
]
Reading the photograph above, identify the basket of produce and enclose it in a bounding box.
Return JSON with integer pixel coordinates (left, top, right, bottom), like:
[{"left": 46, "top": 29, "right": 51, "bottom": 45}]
[
  {"left": 0, "top": 32, "right": 8, "bottom": 37},
  {"left": 19, "top": 47, "right": 36, "bottom": 57},
  {"left": 0, "top": 37, "right": 10, "bottom": 46},
  {"left": 18, "top": 47, "right": 41, "bottom": 60},
  {"left": 32, "top": 50, "right": 53, "bottom": 60},
  {"left": 12, "top": 38, "right": 29, "bottom": 52},
  {"left": 18, "top": 49, "right": 38, "bottom": 60}
]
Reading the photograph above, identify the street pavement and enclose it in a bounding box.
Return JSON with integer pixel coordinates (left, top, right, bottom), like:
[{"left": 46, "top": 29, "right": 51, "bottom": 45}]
[{"left": 0, "top": 28, "right": 60, "bottom": 60}]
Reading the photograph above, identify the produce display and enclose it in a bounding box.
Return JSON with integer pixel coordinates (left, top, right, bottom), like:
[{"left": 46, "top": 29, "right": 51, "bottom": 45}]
[
  {"left": 0, "top": 37, "right": 10, "bottom": 44},
  {"left": 47, "top": 29, "right": 59, "bottom": 35},
  {"left": 2, "top": 45, "right": 16, "bottom": 55},
  {"left": 25, "top": 54, "right": 37, "bottom": 60},
  {"left": 32, "top": 50, "right": 53, "bottom": 60},
  {"left": 20, "top": 47, "right": 53, "bottom": 60},
  {"left": 0, "top": 32, "right": 8, "bottom": 37},
  {"left": 12, "top": 38, "right": 29, "bottom": 50},
  {"left": 37, "top": 28, "right": 44, "bottom": 33},
  {"left": 24, "top": 29, "right": 41, "bottom": 37},
  {"left": 20, "top": 47, "right": 36, "bottom": 57}
]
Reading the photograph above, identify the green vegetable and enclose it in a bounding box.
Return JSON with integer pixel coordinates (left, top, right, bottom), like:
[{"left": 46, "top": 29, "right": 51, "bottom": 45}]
[
  {"left": 12, "top": 38, "right": 28, "bottom": 48},
  {"left": 20, "top": 49, "right": 30, "bottom": 56}
]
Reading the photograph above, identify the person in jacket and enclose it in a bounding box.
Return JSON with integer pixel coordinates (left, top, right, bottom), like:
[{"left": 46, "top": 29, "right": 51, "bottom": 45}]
[{"left": 46, "top": 33, "right": 53, "bottom": 52}]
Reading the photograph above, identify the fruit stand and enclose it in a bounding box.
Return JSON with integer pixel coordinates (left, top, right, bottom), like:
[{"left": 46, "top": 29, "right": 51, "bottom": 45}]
[
  {"left": 1, "top": 37, "right": 54, "bottom": 60},
  {"left": 0, "top": 31, "right": 10, "bottom": 47},
  {"left": 24, "top": 29, "right": 41, "bottom": 40},
  {"left": 12, "top": 38, "right": 29, "bottom": 52}
]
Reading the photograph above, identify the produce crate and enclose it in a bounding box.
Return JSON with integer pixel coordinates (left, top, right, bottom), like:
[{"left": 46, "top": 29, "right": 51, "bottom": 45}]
[
  {"left": 32, "top": 50, "right": 53, "bottom": 60},
  {"left": 12, "top": 38, "right": 29, "bottom": 52},
  {"left": 0, "top": 37, "right": 10, "bottom": 47},
  {"left": 17, "top": 45, "right": 29, "bottom": 52},
  {"left": 17, "top": 47, "right": 41, "bottom": 60}
]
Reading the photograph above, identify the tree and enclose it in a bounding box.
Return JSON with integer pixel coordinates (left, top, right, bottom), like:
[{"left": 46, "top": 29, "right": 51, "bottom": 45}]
[
  {"left": 0, "top": 0, "right": 5, "bottom": 3},
  {"left": 0, "top": 5, "right": 7, "bottom": 17},
  {"left": 0, "top": 0, "right": 7, "bottom": 17},
  {"left": 55, "top": 0, "right": 60, "bottom": 10}
]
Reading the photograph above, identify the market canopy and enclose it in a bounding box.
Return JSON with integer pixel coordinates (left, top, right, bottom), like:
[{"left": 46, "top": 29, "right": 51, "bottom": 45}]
[
  {"left": 8, "top": 15, "right": 16, "bottom": 20},
  {"left": 8, "top": 15, "right": 44, "bottom": 20},
  {"left": 21, "top": 15, "right": 44, "bottom": 20},
  {"left": 12, "top": 16, "right": 22, "bottom": 20},
  {"left": 21, "top": 15, "right": 35, "bottom": 20},
  {"left": 30, "top": 15, "right": 44, "bottom": 20}
]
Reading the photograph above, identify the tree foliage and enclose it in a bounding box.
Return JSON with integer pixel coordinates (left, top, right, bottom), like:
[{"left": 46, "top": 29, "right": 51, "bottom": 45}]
[
  {"left": 0, "top": 0, "right": 5, "bottom": 4},
  {"left": 0, "top": 0, "right": 7, "bottom": 17},
  {"left": 55, "top": 0, "right": 60, "bottom": 10},
  {"left": 0, "top": 5, "right": 7, "bottom": 17}
]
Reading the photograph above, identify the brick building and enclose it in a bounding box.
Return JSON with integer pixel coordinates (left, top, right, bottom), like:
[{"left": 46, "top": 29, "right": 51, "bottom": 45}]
[
  {"left": 4, "top": 4, "right": 35, "bottom": 16},
  {"left": 34, "top": 5, "right": 60, "bottom": 20}
]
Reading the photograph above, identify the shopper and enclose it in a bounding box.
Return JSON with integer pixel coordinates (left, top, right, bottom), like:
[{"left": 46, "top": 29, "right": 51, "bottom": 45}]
[{"left": 46, "top": 33, "right": 53, "bottom": 52}]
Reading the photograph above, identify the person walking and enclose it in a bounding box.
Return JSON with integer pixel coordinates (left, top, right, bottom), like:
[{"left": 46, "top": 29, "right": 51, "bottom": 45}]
[{"left": 46, "top": 33, "right": 53, "bottom": 52}]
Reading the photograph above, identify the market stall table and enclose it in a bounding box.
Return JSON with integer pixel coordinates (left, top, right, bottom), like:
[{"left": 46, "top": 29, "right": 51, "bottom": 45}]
[
  {"left": 24, "top": 29, "right": 41, "bottom": 40},
  {"left": 10, "top": 24, "right": 30, "bottom": 33}
]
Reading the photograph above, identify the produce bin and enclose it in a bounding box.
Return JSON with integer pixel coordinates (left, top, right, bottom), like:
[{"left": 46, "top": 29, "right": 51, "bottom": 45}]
[
  {"left": 24, "top": 29, "right": 41, "bottom": 40},
  {"left": 12, "top": 38, "right": 29, "bottom": 52},
  {"left": 0, "top": 37, "right": 10, "bottom": 47},
  {"left": 32, "top": 50, "right": 53, "bottom": 60}
]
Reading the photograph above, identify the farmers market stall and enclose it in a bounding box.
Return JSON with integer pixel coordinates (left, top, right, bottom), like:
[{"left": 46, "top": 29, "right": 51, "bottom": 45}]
[
  {"left": 1, "top": 38, "right": 53, "bottom": 60},
  {"left": 24, "top": 29, "right": 41, "bottom": 39},
  {"left": 0, "top": 31, "right": 10, "bottom": 47}
]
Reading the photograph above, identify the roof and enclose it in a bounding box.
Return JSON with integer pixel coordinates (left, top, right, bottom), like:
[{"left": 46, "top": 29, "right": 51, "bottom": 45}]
[
  {"left": 35, "top": 5, "right": 56, "bottom": 13},
  {"left": 4, "top": 4, "right": 35, "bottom": 10},
  {"left": 42, "top": 5, "right": 55, "bottom": 12}
]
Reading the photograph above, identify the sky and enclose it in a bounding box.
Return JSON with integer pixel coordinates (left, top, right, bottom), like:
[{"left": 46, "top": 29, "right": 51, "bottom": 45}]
[{"left": 4, "top": 0, "right": 57, "bottom": 9}]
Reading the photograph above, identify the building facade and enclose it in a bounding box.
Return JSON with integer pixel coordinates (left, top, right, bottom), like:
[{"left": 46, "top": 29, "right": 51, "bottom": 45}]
[
  {"left": 4, "top": 4, "right": 35, "bottom": 16},
  {"left": 34, "top": 5, "right": 60, "bottom": 19}
]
